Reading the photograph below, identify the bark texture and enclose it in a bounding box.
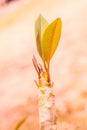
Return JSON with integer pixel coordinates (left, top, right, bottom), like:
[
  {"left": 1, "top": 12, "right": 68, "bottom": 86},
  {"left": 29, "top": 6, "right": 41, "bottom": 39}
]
[{"left": 38, "top": 79, "right": 57, "bottom": 130}]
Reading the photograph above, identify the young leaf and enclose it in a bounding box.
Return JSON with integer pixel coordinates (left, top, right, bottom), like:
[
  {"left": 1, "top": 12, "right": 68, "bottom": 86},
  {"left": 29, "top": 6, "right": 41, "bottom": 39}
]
[
  {"left": 42, "top": 18, "right": 62, "bottom": 63},
  {"left": 35, "top": 14, "right": 48, "bottom": 58}
]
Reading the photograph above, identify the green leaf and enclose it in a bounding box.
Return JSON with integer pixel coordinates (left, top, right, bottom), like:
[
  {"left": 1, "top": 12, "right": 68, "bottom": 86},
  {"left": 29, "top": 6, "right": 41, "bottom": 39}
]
[
  {"left": 15, "top": 117, "right": 27, "bottom": 130},
  {"left": 35, "top": 14, "right": 48, "bottom": 58},
  {"left": 42, "top": 18, "right": 62, "bottom": 63}
]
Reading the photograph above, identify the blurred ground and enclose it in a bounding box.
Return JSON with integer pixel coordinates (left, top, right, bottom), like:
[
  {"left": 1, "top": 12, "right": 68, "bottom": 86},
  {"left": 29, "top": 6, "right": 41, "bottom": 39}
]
[{"left": 0, "top": 0, "right": 87, "bottom": 130}]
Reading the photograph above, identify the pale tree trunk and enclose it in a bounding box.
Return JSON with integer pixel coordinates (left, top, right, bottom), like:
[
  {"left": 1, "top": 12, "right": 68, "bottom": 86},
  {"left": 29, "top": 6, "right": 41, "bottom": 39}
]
[
  {"left": 38, "top": 80, "right": 57, "bottom": 130},
  {"left": 32, "top": 56, "right": 57, "bottom": 130}
]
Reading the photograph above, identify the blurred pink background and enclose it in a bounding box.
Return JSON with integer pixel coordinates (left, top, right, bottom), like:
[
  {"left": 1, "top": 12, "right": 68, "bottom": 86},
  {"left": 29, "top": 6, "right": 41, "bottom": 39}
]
[{"left": 0, "top": 0, "right": 87, "bottom": 129}]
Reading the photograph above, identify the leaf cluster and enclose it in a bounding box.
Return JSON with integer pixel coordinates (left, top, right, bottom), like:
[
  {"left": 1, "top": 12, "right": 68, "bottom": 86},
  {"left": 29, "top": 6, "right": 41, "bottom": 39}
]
[{"left": 35, "top": 14, "right": 62, "bottom": 81}]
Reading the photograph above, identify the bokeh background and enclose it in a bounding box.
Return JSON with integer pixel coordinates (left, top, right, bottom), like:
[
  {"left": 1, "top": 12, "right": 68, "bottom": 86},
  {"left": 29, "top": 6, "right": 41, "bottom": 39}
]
[{"left": 0, "top": 0, "right": 87, "bottom": 129}]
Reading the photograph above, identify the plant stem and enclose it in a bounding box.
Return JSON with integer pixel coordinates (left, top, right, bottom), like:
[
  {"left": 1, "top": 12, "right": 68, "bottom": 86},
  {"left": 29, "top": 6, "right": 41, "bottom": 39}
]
[
  {"left": 32, "top": 56, "right": 57, "bottom": 130},
  {"left": 38, "top": 80, "right": 57, "bottom": 130}
]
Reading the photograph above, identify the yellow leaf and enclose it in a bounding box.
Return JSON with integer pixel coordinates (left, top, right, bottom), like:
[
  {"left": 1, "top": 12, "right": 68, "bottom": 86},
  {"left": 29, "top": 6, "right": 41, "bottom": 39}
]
[
  {"left": 15, "top": 117, "right": 27, "bottom": 130},
  {"left": 42, "top": 18, "right": 62, "bottom": 63},
  {"left": 35, "top": 14, "right": 48, "bottom": 58}
]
